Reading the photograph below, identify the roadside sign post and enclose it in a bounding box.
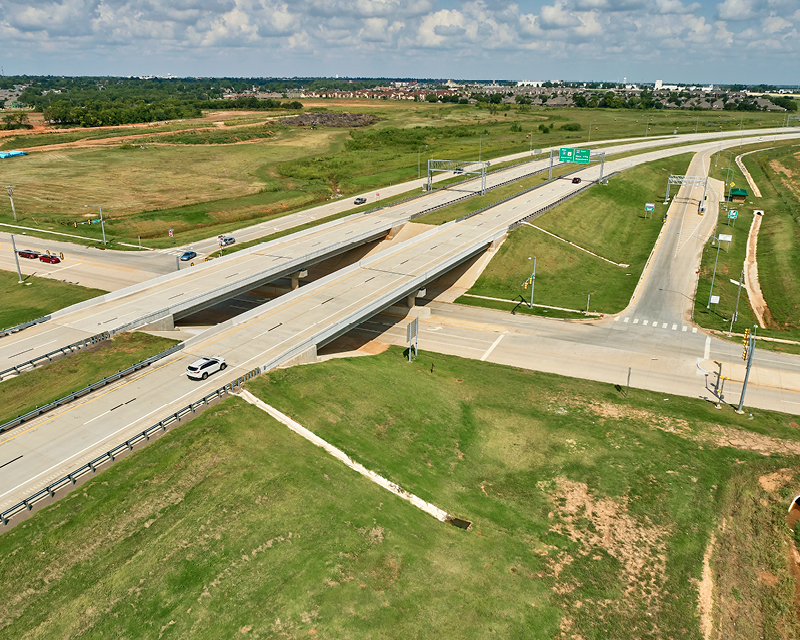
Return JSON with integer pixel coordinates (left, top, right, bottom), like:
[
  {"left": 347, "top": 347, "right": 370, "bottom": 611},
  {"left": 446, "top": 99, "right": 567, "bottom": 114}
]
[
  {"left": 9, "top": 234, "right": 23, "bottom": 283},
  {"left": 644, "top": 203, "right": 655, "bottom": 219},
  {"left": 728, "top": 209, "right": 738, "bottom": 228},
  {"left": 718, "top": 233, "right": 733, "bottom": 253},
  {"left": 406, "top": 317, "right": 419, "bottom": 362},
  {"left": 549, "top": 149, "right": 554, "bottom": 180}
]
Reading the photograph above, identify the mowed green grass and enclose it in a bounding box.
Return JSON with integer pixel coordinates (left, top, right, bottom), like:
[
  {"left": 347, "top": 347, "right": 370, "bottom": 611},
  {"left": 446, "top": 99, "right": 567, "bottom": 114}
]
[
  {"left": 3, "top": 348, "right": 799, "bottom": 638},
  {"left": 0, "top": 103, "right": 784, "bottom": 249},
  {"left": 462, "top": 154, "right": 694, "bottom": 314},
  {"left": 0, "top": 270, "right": 106, "bottom": 329},
  {"left": 0, "top": 332, "right": 179, "bottom": 426}
]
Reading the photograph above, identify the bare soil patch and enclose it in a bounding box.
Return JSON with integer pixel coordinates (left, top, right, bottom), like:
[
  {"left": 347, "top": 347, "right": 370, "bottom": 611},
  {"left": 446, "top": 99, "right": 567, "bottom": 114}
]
[
  {"left": 698, "top": 532, "right": 715, "bottom": 640},
  {"left": 759, "top": 468, "right": 795, "bottom": 492},
  {"left": 280, "top": 113, "right": 384, "bottom": 128},
  {"left": 544, "top": 478, "right": 668, "bottom": 630}
]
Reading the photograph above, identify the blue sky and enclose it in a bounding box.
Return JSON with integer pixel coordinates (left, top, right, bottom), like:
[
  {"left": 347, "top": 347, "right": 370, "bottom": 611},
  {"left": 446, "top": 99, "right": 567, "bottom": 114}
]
[{"left": 0, "top": 0, "right": 797, "bottom": 84}]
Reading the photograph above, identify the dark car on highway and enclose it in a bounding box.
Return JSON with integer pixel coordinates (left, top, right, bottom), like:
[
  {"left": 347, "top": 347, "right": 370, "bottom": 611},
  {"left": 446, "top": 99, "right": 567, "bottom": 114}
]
[
  {"left": 17, "top": 249, "right": 40, "bottom": 259},
  {"left": 353, "top": 197, "right": 367, "bottom": 205},
  {"left": 180, "top": 251, "right": 197, "bottom": 261},
  {"left": 39, "top": 254, "right": 61, "bottom": 264},
  {"left": 572, "top": 177, "right": 582, "bottom": 184}
]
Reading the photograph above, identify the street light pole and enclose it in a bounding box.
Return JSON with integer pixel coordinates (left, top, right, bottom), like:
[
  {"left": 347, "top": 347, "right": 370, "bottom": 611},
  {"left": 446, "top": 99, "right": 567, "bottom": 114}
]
[
  {"left": 417, "top": 145, "right": 428, "bottom": 179},
  {"left": 707, "top": 234, "right": 722, "bottom": 308},
  {"left": 6, "top": 186, "right": 17, "bottom": 221},
  {"left": 588, "top": 119, "right": 596, "bottom": 144},
  {"left": 479, "top": 134, "right": 483, "bottom": 161},
  {"left": 645, "top": 117, "right": 651, "bottom": 138},
  {"left": 9, "top": 233, "right": 23, "bottom": 283},
  {"left": 729, "top": 269, "right": 744, "bottom": 335},
  {"left": 85, "top": 204, "right": 106, "bottom": 245}
]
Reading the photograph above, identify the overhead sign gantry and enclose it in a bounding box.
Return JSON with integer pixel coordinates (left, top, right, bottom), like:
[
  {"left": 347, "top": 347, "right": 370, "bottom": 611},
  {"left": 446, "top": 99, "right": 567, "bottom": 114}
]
[{"left": 427, "top": 159, "right": 489, "bottom": 195}]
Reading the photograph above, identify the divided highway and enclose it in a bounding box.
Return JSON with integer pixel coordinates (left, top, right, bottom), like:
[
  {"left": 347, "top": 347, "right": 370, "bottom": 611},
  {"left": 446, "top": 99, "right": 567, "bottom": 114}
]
[{"left": 4, "top": 132, "right": 800, "bottom": 516}]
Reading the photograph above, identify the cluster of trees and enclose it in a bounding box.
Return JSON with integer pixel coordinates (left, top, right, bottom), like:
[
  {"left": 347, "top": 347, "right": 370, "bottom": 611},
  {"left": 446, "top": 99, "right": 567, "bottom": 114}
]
[
  {"left": 1, "top": 112, "right": 31, "bottom": 129},
  {"left": 42, "top": 100, "right": 202, "bottom": 127}
]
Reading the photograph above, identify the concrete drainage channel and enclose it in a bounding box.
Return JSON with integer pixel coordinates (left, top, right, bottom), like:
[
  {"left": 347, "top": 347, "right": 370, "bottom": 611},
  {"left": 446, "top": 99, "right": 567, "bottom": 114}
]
[{"left": 237, "top": 390, "right": 472, "bottom": 531}]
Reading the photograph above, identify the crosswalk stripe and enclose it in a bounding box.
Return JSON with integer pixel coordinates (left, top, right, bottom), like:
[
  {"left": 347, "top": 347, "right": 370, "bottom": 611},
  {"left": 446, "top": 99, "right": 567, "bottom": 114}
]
[
  {"left": 633, "top": 318, "right": 639, "bottom": 324},
  {"left": 614, "top": 316, "right": 620, "bottom": 322},
  {"left": 692, "top": 327, "right": 698, "bottom": 333},
  {"left": 623, "top": 317, "right": 629, "bottom": 323},
  {"left": 662, "top": 322, "right": 668, "bottom": 329},
  {"left": 672, "top": 324, "right": 677, "bottom": 330},
  {"left": 643, "top": 320, "right": 649, "bottom": 326},
  {"left": 682, "top": 326, "right": 687, "bottom": 332}
]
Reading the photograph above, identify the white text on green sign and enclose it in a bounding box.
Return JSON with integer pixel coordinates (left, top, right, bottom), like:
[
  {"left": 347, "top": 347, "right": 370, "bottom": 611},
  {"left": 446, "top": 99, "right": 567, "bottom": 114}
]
[
  {"left": 645, "top": 203, "right": 655, "bottom": 211},
  {"left": 728, "top": 210, "right": 738, "bottom": 219}
]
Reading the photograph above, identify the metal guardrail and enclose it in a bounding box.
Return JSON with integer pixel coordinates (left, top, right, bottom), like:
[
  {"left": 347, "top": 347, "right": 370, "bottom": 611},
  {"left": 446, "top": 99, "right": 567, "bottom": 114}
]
[
  {"left": 0, "top": 315, "right": 51, "bottom": 338},
  {"left": 0, "top": 366, "right": 262, "bottom": 526},
  {"left": 508, "top": 172, "right": 618, "bottom": 231},
  {"left": 0, "top": 343, "right": 185, "bottom": 435},
  {"left": 0, "top": 331, "right": 112, "bottom": 381}
]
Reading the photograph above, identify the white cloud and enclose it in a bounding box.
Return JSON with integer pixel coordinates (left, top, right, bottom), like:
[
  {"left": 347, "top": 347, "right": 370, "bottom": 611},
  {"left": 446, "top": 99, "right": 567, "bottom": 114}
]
[
  {"left": 539, "top": 2, "right": 581, "bottom": 29},
  {"left": 717, "top": 0, "right": 756, "bottom": 20},
  {"left": 762, "top": 13, "right": 792, "bottom": 32}
]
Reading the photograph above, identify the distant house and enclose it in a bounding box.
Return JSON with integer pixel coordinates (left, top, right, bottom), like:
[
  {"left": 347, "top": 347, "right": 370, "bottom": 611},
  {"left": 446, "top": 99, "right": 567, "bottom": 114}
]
[{"left": 729, "top": 187, "right": 748, "bottom": 203}]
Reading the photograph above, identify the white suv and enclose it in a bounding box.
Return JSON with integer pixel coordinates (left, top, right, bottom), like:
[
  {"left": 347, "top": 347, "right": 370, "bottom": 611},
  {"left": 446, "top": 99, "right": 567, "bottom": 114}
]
[{"left": 187, "top": 356, "right": 226, "bottom": 380}]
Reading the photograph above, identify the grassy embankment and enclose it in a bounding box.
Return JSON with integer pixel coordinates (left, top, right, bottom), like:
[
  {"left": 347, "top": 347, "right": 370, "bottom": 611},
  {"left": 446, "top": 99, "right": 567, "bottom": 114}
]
[
  {"left": 1, "top": 348, "right": 799, "bottom": 638},
  {"left": 0, "top": 104, "right": 787, "bottom": 250},
  {"left": 458, "top": 153, "right": 694, "bottom": 316},
  {"left": 693, "top": 140, "right": 800, "bottom": 352},
  {"left": 0, "top": 332, "right": 179, "bottom": 426},
  {"left": 0, "top": 270, "right": 106, "bottom": 329}
]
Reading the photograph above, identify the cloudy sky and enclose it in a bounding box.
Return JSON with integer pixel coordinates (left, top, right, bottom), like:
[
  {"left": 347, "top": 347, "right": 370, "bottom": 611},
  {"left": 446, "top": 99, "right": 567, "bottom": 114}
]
[{"left": 0, "top": 0, "right": 797, "bottom": 84}]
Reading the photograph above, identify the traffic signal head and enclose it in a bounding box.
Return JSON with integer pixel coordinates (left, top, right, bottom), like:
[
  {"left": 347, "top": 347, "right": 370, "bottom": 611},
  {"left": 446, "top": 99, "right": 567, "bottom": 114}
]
[{"left": 742, "top": 348, "right": 748, "bottom": 361}]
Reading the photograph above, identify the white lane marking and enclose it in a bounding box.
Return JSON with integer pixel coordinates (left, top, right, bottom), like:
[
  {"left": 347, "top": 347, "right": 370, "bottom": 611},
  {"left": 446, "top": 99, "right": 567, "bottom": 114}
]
[
  {"left": 692, "top": 328, "right": 698, "bottom": 333},
  {"left": 704, "top": 336, "right": 711, "bottom": 360},
  {"left": 662, "top": 322, "right": 668, "bottom": 329},
  {"left": 783, "top": 401, "right": 800, "bottom": 405},
  {"left": 633, "top": 318, "right": 639, "bottom": 324},
  {"left": 643, "top": 320, "right": 649, "bottom": 326},
  {"left": 614, "top": 316, "right": 619, "bottom": 322},
  {"left": 682, "top": 326, "right": 688, "bottom": 332},
  {"left": 623, "top": 317, "right": 629, "bottom": 323},
  {"left": 84, "top": 410, "right": 111, "bottom": 425},
  {"left": 0, "top": 383, "right": 216, "bottom": 501},
  {"left": 672, "top": 324, "right": 677, "bottom": 330},
  {"left": 480, "top": 334, "right": 505, "bottom": 362}
]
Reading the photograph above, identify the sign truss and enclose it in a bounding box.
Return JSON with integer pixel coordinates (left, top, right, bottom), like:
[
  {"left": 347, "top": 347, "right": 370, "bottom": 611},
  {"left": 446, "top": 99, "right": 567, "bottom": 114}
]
[
  {"left": 663, "top": 174, "right": 708, "bottom": 204},
  {"left": 427, "top": 159, "right": 489, "bottom": 195}
]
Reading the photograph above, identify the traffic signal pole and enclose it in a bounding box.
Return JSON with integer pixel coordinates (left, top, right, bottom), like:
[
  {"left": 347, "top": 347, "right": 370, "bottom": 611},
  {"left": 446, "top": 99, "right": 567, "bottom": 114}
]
[{"left": 737, "top": 326, "right": 756, "bottom": 413}]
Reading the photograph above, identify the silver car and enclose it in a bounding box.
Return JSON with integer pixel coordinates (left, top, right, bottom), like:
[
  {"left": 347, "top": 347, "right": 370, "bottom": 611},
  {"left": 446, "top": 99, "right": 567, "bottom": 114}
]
[{"left": 187, "top": 356, "right": 227, "bottom": 380}]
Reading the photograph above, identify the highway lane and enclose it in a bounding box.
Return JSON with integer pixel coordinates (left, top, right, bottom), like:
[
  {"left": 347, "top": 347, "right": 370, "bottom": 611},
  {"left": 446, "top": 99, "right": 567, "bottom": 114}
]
[
  {"left": 3, "top": 133, "right": 800, "bottom": 513},
  {"left": 5, "top": 132, "right": 800, "bottom": 511}
]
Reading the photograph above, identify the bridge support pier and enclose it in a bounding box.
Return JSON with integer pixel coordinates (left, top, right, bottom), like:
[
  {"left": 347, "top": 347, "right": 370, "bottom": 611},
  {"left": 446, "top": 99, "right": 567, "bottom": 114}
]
[
  {"left": 386, "top": 224, "right": 405, "bottom": 240},
  {"left": 407, "top": 288, "right": 426, "bottom": 309},
  {"left": 143, "top": 314, "right": 174, "bottom": 331},
  {"left": 290, "top": 270, "right": 308, "bottom": 291},
  {"left": 281, "top": 344, "right": 317, "bottom": 367}
]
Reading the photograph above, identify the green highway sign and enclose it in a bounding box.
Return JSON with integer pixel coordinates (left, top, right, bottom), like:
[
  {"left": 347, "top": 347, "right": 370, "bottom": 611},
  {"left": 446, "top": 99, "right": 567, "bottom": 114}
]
[
  {"left": 558, "top": 147, "right": 591, "bottom": 164},
  {"left": 644, "top": 202, "right": 655, "bottom": 212},
  {"left": 574, "top": 148, "right": 591, "bottom": 164},
  {"left": 728, "top": 210, "right": 738, "bottom": 219}
]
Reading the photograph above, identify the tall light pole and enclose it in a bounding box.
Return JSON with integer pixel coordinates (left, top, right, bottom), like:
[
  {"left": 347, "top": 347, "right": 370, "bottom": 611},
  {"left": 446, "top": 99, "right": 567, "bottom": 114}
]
[
  {"left": 707, "top": 234, "right": 722, "bottom": 309},
  {"left": 9, "top": 233, "right": 23, "bottom": 283},
  {"left": 6, "top": 186, "right": 17, "bottom": 221},
  {"left": 695, "top": 116, "right": 699, "bottom": 134},
  {"left": 588, "top": 119, "right": 597, "bottom": 144},
  {"left": 645, "top": 117, "right": 651, "bottom": 137},
  {"left": 739, "top": 112, "right": 744, "bottom": 146},
  {"left": 479, "top": 133, "right": 484, "bottom": 161},
  {"left": 84, "top": 204, "right": 106, "bottom": 245},
  {"left": 417, "top": 145, "right": 428, "bottom": 179}
]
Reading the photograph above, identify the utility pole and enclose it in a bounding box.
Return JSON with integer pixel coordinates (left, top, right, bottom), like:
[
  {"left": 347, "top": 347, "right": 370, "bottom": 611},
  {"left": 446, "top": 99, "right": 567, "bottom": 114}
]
[
  {"left": 736, "top": 326, "right": 757, "bottom": 413},
  {"left": 548, "top": 149, "right": 553, "bottom": 180},
  {"left": 6, "top": 186, "right": 17, "bottom": 221},
  {"left": 417, "top": 145, "right": 428, "bottom": 179},
  {"left": 9, "top": 234, "right": 23, "bottom": 283},
  {"left": 586, "top": 293, "right": 591, "bottom": 314}
]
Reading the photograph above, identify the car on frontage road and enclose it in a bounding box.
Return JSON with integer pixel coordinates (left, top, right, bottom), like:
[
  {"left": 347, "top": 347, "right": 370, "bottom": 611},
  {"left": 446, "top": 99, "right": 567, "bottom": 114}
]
[
  {"left": 17, "top": 249, "right": 40, "bottom": 259},
  {"left": 180, "top": 251, "right": 197, "bottom": 261},
  {"left": 187, "top": 356, "right": 227, "bottom": 380},
  {"left": 353, "top": 197, "right": 367, "bottom": 205},
  {"left": 572, "top": 177, "right": 582, "bottom": 184},
  {"left": 39, "top": 254, "right": 61, "bottom": 264}
]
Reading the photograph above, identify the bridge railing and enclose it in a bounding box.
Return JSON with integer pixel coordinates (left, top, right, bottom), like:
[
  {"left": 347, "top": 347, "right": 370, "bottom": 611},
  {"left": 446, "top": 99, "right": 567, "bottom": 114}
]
[
  {"left": 0, "top": 343, "right": 185, "bottom": 435},
  {"left": 0, "top": 331, "right": 112, "bottom": 381},
  {"left": 0, "top": 315, "right": 51, "bottom": 338},
  {"left": 0, "top": 366, "right": 261, "bottom": 526}
]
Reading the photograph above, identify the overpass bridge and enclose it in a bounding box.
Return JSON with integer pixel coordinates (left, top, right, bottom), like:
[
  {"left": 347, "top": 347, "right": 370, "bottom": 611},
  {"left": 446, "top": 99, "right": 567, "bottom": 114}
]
[
  {"left": 2, "top": 126, "right": 796, "bottom": 379},
  {"left": 7, "top": 132, "right": 800, "bottom": 517}
]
